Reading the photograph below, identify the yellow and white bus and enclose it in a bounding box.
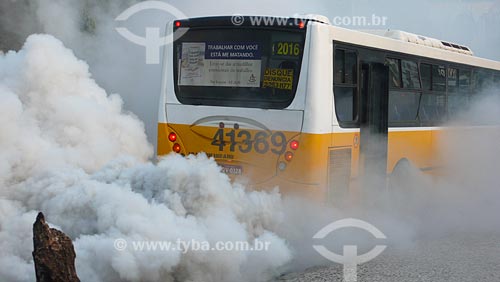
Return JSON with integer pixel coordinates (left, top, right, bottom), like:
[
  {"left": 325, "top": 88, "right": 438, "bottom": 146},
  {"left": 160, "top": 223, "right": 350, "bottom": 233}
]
[{"left": 158, "top": 15, "right": 500, "bottom": 201}]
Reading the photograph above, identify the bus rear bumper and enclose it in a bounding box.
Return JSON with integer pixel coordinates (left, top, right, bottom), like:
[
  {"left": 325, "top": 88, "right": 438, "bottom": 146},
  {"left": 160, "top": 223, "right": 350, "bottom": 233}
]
[{"left": 240, "top": 175, "right": 326, "bottom": 201}]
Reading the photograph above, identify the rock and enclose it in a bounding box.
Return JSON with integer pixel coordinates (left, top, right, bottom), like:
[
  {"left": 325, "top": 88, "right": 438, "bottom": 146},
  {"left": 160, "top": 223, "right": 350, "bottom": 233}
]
[{"left": 32, "top": 212, "right": 80, "bottom": 282}]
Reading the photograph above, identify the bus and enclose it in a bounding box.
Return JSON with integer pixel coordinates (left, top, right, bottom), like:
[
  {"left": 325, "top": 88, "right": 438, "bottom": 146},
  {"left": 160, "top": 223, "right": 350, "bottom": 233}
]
[{"left": 158, "top": 15, "right": 500, "bottom": 202}]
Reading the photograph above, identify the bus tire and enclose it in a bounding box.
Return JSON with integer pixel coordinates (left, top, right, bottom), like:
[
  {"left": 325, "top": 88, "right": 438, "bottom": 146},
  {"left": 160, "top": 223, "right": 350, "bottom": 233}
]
[{"left": 388, "top": 159, "right": 419, "bottom": 211}]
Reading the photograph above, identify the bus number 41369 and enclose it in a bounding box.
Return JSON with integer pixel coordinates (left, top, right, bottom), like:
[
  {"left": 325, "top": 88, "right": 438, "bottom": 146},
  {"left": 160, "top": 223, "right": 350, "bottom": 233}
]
[{"left": 211, "top": 129, "right": 288, "bottom": 155}]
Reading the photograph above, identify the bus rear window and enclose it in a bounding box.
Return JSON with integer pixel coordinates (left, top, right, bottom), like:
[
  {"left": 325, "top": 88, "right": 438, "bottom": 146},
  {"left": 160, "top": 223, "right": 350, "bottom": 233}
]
[{"left": 173, "top": 28, "right": 306, "bottom": 109}]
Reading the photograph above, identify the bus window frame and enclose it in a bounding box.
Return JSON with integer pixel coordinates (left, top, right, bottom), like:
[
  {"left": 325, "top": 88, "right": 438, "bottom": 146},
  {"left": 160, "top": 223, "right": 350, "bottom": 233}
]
[
  {"left": 333, "top": 44, "right": 360, "bottom": 128},
  {"left": 447, "top": 66, "right": 472, "bottom": 119},
  {"left": 494, "top": 72, "right": 500, "bottom": 84},
  {"left": 456, "top": 67, "right": 472, "bottom": 94},
  {"left": 386, "top": 56, "right": 421, "bottom": 127},
  {"left": 386, "top": 57, "right": 402, "bottom": 88},
  {"left": 418, "top": 60, "right": 449, "bottom": 126},
  {"left": 472, "top": 69, "right": 493, "bottom": 95}
]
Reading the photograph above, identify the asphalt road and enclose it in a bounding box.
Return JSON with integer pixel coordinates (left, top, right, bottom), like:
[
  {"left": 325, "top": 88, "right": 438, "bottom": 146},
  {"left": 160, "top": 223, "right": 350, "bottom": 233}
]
[{"left": 275, "top": 233, "right": 500, "bottom": 282}]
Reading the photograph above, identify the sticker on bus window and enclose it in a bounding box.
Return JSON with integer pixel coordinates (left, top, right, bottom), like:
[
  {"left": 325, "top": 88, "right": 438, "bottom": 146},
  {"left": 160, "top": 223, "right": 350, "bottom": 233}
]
[
  {"left": 262, "top": 68, "right": 294, "bottom": 90},
  {"left": 179, "top": 42, "right": 262, "bottom": 88},
  {"left": 179, "top": 42, "right": 205, "bottom": 81}
]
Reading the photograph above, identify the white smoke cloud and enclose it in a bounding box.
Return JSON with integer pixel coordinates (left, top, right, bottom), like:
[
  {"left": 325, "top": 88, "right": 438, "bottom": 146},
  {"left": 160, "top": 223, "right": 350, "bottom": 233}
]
[
  {"left": 0, "top": 34, "right": 152, "bottom": 177},
  {"left": 0, "top": 35, "right": 291, "bottom": 282}
]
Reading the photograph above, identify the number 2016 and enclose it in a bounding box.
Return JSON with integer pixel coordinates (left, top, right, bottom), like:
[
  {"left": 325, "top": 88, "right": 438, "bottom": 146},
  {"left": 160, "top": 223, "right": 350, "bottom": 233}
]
[
  {"left": 276, "top": 42, "right": 300, "bottom": 56},
  {"left": 211, "top": 129, "right": 287, "bottom": 155}
]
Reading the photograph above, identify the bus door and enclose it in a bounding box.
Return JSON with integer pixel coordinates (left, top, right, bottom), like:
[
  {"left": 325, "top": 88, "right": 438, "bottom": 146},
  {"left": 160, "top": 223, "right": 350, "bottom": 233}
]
[{"left": 359, "top": 62, "right": 389, "bottom": 198}]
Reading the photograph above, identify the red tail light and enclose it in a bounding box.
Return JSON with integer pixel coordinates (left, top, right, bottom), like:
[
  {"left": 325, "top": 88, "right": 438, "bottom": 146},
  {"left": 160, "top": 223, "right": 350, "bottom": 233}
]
[
  {"left": 290, "top": 140, "right": 299, "bottom": 150},
  {"left": 168, "top": 132, "right": 177, "bottom": 142},
  {"left": 298, "top": 21, "right": 305, "bottom": 29},
  {"left": 285, "top": 151, "right": 293, "bottom": 162},
  {"left": 173, "top": 143, "right": 181, "bottom": 153}
]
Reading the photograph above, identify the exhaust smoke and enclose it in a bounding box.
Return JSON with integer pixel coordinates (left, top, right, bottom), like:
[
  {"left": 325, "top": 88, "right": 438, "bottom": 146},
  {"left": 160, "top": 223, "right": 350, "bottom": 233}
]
[{"left": 0, "top": 35, "right": 291, "bottom": 282}]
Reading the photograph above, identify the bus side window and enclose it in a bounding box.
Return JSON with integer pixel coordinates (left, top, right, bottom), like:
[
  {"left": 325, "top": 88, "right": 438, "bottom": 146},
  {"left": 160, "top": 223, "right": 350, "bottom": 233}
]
[
  {"left": 459, "top": 69, "right": 471, "bottom": 94},
  {"left": 334, "top": 48, "right": 358, "bottom": 125},
  {"left": 447, "top": 68, "right": 468, "bottom": 118},
  {"left": 494, "top": 73, "right": 500, "bottom": 92},
  {"left": 334, "top": 49, "right": 345, "bottom": 83},
  {"left": 419, "top": 63, "right": 446, "bottom": 124},
  {"left": 345, "top": 51, "right": 357, "bottom": 84},
  {"left": 432, "top": 65, "right": 446, "bottom": 92},
  {"left": 447, "top": 68, "right": 458, "bottom": 93},
  {"left": 421, "top": 63, "right": 431, "bottom": 90},
  {"left": 471, "top": 70, "right": 477, "bottom": 91},
  {"left": 386, "top": 58, "right": 401, "bottom": 88},
  {"left": 402, "top": 60, "right": 421, "bottom": 89},
  {"left": 334, "top": 49, "right": 357, "bottom": 84},
  {"left": 494, "top": 73, "right": 500, "bottom": 85},
  {"left": 473, "top": 70, "right": 494, "bottom": 95},
  {"left": 419, "top": 92, "right": 446, "bottom": 124},
  {"left": 387, "top": 58, "right": 421, "bottom": 125},
  {"left": 389, "top": 91, "right": 420, "bottom": 122},
  {"left": 335, "top": 88, "right": 357, "bottom": 122}
]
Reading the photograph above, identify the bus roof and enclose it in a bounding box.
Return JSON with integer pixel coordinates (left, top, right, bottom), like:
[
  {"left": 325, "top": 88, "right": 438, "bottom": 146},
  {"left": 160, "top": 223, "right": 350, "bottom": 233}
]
[
  {"left": 327, "top": 24, "right": 500, "bottom": 71},
  {"left": 360, "top": 29, "right": 473, "bottom": 56},
  {"left": 174, "top": 15, "right": 500, "bottom": 71}
]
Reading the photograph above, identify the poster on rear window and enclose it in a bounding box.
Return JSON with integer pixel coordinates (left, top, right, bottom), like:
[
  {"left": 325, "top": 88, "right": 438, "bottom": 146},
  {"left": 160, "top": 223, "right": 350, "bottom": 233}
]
[{"left": 179, "top": 42, "right": 262, "bottom": 88}]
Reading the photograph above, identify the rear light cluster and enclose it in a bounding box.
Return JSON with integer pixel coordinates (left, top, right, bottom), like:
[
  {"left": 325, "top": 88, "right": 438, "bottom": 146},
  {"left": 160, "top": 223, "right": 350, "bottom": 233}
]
[
  {"left": 168, "top": 132, "right": 181, "bottom": 153},
  {"left": 172, "top": 143, "right": 181, "bottom": 153},
  {"left": 168, "top": 132, "right": 177, "bottom": 142},
  {"left": 279, "top": 139, "right": 300, "bottom": 171},
  {"left": 285, "top": 139, "right": 299, "bottom": 161}
]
